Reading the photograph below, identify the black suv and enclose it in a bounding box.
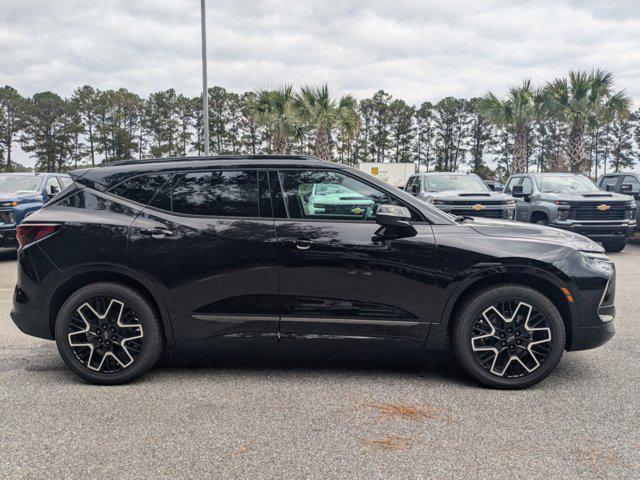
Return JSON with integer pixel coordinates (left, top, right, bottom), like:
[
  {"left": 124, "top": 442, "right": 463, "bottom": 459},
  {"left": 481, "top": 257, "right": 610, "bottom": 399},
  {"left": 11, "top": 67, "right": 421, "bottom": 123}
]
[{"left": 11, "top": 156, "right": 616, "bottom": 389}]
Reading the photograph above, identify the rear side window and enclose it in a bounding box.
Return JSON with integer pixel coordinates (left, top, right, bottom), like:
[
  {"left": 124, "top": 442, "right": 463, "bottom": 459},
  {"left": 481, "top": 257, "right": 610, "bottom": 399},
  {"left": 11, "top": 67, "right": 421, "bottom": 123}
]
[
  {"left": 110, "top": 173, "right": 173, "bottom": 205},
  {"left": 168, "top": 170, "right": 264, "bottom": 217}
]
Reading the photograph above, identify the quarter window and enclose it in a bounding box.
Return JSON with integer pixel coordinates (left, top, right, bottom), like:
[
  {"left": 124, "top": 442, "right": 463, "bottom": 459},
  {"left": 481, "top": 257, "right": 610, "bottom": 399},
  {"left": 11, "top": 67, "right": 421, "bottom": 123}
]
[
  {"left": 111, "top": 173, "right": 173, "bottom": 205},
  {"left": 275, "top": 170, "right": 393, "bottom": 221}
]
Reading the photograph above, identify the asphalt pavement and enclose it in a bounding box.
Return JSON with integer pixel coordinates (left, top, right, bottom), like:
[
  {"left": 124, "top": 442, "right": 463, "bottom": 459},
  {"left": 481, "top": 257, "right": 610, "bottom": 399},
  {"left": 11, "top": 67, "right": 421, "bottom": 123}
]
[{"left": 1, "top": 245, "right": 639, "bottom": 479}]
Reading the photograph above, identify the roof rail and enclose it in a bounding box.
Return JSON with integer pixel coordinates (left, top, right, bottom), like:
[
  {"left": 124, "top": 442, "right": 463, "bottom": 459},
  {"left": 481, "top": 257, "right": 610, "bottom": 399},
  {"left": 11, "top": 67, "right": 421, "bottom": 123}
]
[{"left": 108, "top": 154, "right": 319, "bottom": 167}]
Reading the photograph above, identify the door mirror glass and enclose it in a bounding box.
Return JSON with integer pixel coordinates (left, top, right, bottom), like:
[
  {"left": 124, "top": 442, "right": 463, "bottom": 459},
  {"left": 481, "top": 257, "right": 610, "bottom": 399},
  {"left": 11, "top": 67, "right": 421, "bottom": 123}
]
[{"left": 375, "top": 204, "right": 411, "bottom": 228}]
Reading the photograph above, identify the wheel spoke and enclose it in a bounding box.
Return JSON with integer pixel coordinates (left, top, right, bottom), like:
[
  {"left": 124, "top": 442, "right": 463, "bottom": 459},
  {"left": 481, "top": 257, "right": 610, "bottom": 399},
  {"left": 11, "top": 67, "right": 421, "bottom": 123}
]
[
  {"left": 67, "top": 296, "right": 145, "bottom": 374},
  {"left": 470, "top": 299, "right": 553, "bottom": 379}
]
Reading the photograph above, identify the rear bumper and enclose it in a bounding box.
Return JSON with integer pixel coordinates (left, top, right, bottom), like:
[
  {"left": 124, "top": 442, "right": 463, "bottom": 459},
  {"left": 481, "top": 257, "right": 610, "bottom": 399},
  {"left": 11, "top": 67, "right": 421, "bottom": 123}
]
[
  {"left": 0, "top": 226, "right": 17, "bottom": 248},
  {"left": 10, "top": 301, "right": 53, "bottom": 340},
  {"left": 549, "top": 221, "right": 635, "bottom": 242}
]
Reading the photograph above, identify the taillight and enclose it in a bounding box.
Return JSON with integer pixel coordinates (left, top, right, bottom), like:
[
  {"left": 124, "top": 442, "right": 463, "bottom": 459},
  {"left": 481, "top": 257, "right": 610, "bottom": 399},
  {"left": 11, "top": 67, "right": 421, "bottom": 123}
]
[{"left": 16, "top": 224, "right": 60, "bottom": 248}]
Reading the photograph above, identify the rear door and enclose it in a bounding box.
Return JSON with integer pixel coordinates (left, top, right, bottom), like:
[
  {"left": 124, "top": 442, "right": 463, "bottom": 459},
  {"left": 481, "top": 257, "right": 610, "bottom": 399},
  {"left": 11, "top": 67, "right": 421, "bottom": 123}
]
[
  {"left": 127, "top": 168, "right": 280, "bottom": 342},
  {"left": 270, "top": 168, "right": 436, "bottom": 344}
]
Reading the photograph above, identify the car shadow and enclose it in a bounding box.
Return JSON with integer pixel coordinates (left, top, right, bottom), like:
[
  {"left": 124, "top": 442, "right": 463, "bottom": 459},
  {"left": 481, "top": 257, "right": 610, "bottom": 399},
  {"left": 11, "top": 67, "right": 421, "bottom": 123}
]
[
  {"left": 155, "top": 341, "right": 476, "bottom": 387},
  {"left": 0, "top": 248, "right": 17, "bottom": 261}
]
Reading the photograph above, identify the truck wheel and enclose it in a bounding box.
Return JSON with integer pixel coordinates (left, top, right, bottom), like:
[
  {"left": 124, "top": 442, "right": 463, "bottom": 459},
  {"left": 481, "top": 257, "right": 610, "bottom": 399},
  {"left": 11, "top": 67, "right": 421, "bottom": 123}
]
[
  {"left": 451, "top": 285, "right": 565, "bottom": 389},
  {"left": 603, "top": 241, "right": 625, "bottom": 253}
]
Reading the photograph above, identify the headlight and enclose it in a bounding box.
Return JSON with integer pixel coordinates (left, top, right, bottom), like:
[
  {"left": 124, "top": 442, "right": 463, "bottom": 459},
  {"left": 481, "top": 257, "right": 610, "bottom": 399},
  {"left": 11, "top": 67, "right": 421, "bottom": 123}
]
[
  {"left": 580, "top": 252, "right": 614, "bottom": 272},
  {"left": 554, "top": 200, "right": 571, "bottom": 206},
  {"left": 557, "top": 209, "right": 570, "bottom": 221}
]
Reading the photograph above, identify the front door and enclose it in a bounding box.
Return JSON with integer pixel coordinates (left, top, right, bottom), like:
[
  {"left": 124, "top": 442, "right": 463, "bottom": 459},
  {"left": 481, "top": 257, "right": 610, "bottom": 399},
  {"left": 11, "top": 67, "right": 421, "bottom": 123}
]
[
  {"left": 270, "top": 168, "right": 437, "bottom": 344},
  {"left": 128, "top": 168, "right": 280, "bottom": 342}
]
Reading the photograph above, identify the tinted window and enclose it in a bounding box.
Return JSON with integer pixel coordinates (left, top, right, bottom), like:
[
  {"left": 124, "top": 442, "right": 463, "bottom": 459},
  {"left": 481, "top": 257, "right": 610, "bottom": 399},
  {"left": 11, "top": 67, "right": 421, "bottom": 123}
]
[
  {"left": 171, "top": 170, "right": 259, "bottom": 217},
  {"left": 111, "top": 174, "right": 173, "bottom": 205},
  {"left": 599, "top": 175, "right": 619, "bottom": 192},
  {"left": 622, "top": 175, "right": 640, "bottom": 193},
  {"left": 276, "top": 170, "right": 392, "bottom": 221}
]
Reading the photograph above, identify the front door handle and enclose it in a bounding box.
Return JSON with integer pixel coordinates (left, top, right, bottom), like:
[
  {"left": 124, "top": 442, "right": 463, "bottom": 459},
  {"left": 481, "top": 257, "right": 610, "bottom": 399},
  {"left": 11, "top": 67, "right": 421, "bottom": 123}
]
[
  {"left": 139, "top": 227, "right": 174, "bottom": 239},
  {"left": 284, "top": 238, "right": 314, "bottom": 250}
]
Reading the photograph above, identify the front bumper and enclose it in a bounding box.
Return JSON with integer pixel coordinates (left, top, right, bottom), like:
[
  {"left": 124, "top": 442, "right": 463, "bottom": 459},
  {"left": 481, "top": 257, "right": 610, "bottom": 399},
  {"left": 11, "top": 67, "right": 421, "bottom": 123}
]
[{"left": 549, "top": 221, "right": 635, "bottom": 242}]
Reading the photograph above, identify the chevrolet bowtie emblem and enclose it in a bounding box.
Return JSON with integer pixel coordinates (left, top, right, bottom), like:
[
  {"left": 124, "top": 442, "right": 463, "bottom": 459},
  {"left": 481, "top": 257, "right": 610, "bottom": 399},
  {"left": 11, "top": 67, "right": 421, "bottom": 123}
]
[
  {"left": 596, "top": 204, "right": 611, "bottom": 211},
  {"left": 352, "top": 207, "right": 364, "bottom": 214},
  {"left": 472, "top": 204, "right": 486, "bottom": 211}
]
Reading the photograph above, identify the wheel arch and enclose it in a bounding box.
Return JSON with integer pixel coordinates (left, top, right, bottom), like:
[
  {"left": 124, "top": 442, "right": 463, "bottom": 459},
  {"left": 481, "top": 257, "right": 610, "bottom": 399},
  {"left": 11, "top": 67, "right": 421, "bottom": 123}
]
[
  {"left": 439, "top": 268, "right": 575, "bottom": 349},
  {"left": 530, "top": 210, "right": 549, "bottom": 223},
  {"left": 47, "top": 267, "right": 174, "bottom": 344}
]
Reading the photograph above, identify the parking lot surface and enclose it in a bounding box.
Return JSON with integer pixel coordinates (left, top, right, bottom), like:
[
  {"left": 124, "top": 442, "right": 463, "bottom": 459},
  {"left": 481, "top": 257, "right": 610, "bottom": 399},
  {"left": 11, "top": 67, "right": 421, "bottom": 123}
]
[{"left": 1, "top": 245, "right": 639, "bottom": 479}]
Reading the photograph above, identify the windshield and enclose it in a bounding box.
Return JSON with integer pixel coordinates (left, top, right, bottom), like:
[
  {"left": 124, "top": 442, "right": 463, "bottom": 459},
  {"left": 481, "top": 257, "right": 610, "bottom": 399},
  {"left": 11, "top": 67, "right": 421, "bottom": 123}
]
[
  {"left": 536, "top": 175, "right": 600, "bottom": 193},
  {"left": 424, "top": 175, "right": 489, "bottom": 192},
  {"left": 0, "top": 175, "right": 41, "bottom": 194}
]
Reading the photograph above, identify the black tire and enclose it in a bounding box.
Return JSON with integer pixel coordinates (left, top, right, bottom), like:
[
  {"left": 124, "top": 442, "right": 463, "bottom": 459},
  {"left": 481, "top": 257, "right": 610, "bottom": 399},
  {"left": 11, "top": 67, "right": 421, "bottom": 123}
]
[
  {"left": 534, "top": 217, "right": 548, "bottom": 225},
  {"left": 55, "top": 282, "right": 164, "bottom": 385},
  {"left": 451, "top": 285, "right": 565, "bottom": 389},
  {"left": 603, "top": 241, "right": 625, "bottom": 253}
]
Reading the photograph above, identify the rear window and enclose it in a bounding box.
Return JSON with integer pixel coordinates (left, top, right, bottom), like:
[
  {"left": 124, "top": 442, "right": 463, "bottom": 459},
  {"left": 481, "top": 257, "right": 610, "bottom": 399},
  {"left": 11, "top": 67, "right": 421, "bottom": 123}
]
[
  {"left": 110, "top": 174, "right": 173, "bottom": 205},
  {"left": 163, "top": 170, "right": 262, "bottom": 217}
]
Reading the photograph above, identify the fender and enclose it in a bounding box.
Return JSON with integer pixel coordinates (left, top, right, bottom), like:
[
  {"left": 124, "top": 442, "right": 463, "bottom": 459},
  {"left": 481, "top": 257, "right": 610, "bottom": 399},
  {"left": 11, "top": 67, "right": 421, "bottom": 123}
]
[
  {"left": 45, "top": 262, "right": 175, "bottom": 344},
  {"left": 426, "top": 263, "right": 579, "bottom": 347}
]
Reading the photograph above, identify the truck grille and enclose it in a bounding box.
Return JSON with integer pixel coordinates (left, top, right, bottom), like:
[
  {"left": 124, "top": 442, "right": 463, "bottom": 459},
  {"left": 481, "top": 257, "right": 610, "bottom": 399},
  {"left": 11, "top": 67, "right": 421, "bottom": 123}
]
[
  {"left": 314, "top": 204, "right": 370, "bottom": 217},
  {"left": 446, "top": 200, "right": 505, "bottom": 206},
  {"left": 568, "top": 202, "right": 628, "bottom": 221},
  {"left": 450, "top": 208, "right": 506, "bottom": 219}
]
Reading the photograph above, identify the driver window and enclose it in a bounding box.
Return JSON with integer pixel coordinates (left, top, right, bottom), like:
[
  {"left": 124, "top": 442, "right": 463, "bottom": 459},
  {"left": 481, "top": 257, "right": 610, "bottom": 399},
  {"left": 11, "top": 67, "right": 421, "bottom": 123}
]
[
  {"left": 504, "top": 177, "right": 519, "bottom": 194},
  {"left": 520, "top": 177, "right": 533, "bottom": 195},
  {"left": 45, "top": 177, "right": 62, "bottom": 195},
  {"left": 276, "top": 170, "right": 392, "bottom": 221}
]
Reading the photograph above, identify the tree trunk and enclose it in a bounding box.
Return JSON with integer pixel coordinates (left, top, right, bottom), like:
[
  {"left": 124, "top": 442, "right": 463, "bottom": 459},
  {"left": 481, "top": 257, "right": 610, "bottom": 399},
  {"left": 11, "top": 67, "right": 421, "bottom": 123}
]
[
  {"left": 568, "top": 120, "right": 586, "bottom": 173},
  {"left": 314, "top": 128, "right": 331, "bottom": 161},
  {"left": 273, "top": 131, "right": 287, "bottom": 154},
  {"left": 512, "top": 128, "right": 527, "bottom": 174}
]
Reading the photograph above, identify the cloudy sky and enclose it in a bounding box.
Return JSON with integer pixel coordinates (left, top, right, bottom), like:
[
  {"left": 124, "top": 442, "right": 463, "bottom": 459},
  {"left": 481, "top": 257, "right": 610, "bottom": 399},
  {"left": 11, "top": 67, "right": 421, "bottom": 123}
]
[{"left": 2, "top": 0, "right": 640, "bottom": 166}]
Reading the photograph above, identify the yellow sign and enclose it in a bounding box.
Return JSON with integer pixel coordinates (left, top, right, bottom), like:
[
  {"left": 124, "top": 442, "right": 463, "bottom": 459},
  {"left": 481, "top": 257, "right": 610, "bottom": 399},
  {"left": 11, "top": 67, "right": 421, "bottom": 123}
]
[
  {"left": 472, "top": 204, "right": 486, "bottom": 211},
  {"left": 371, "top": 167, "right": 379, "bottom": 175},
  {"left": 596, "top": 204, "right": 611, "bottom": 211}
]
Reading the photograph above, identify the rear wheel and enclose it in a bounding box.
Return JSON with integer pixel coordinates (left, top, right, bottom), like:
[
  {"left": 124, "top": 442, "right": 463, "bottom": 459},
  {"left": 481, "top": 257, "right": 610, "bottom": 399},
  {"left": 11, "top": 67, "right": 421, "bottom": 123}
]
[
  {"left": 452, "top": 285, "right": 565, "bottom": 389},
  {"left": 603, "top": 241, "right": 625, "bottom": 253},
  {"left": 55, "top": 282, "right": 164, "bottom": 385}
]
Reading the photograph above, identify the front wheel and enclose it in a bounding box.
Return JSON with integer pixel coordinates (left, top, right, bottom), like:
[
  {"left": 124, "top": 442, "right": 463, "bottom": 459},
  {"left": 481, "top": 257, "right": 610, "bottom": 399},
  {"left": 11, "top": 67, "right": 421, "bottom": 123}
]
[
  {"left": 603, "top": 241, "right": 625, "bottom": 253},
  {"left": 55, "top": 282, "right": 164, "bottom": 385},
  {"left": 452, "top": 285, "right": 565, "bottom": 389}
]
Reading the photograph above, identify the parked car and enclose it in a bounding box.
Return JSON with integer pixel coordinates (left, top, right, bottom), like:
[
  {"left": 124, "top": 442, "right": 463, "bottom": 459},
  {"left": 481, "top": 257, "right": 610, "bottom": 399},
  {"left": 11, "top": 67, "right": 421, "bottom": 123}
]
[
  {"left": 504, "top": 172, "right": 636, "bottom": 253},
  {"left": 405, "top": 172, "right": 516, "bottom": 220},
  {"left": 0, "top": 172, "right": 72, "bottom": 248},
  {"left": 484, "top": 179, "right": 505, "bottom": 192},
  {"left": 597, "top": 171, "right": 640, "bottom": 228},
  {"left": 12, "top": 155, "right": 615, "bottom": 389}
]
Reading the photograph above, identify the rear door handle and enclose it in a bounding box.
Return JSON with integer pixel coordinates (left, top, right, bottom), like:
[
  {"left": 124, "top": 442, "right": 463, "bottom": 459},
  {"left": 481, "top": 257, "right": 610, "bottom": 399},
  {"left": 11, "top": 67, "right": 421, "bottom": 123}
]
[
  {"left": 139, "top": 227, "right": 174, "bottom": 239},
  {"left": 284, "top": 238, "right": 314, "bottom": 250}
]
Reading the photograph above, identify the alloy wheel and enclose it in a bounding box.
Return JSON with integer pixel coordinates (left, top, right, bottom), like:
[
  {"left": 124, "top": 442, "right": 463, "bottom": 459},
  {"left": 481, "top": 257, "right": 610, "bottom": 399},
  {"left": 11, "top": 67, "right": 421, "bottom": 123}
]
[
  {"left": 67, "top": 296, "right": 145, "bottom": 373},
  {"left": 470, "top": 300, "right": 552, "bottom": 378}
]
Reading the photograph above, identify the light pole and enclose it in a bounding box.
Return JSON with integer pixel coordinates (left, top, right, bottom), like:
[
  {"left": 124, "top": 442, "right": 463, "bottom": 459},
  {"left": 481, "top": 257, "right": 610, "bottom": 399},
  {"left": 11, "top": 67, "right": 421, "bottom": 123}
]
[{"left": 200, "top": 0, "right": 210, "bottom": 156}]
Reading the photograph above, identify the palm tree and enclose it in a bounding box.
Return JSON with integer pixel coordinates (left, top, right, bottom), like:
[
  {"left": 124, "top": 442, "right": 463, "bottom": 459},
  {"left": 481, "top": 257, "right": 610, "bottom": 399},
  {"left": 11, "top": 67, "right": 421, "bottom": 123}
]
[
  {"left": 544, "top": 69, "right": 630, "bottom": 173},
  {"left": 249, "top": 86, "right": 297, "bottom": 154},
  {"left": 294, "top": 85, "right": 359, "bottom": 161},
  {"left": 476, "top": 80, "right": 538, "bottom": 174}
]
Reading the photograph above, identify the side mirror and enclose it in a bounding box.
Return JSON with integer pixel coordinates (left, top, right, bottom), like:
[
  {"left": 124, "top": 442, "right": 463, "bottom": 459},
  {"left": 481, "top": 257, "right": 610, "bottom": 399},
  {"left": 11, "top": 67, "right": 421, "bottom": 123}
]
[
  {"left": 511, "top": 185, "right": 525, "bottom": 198},
  {"left": 605, "top": 184, "right": 615, "bottom": 192},
  {"left": 620, "top": 183, "right": 632, "bottom": 194},
  {"left": 46, "top": 184, "right": 60, "bottom": 197},
  {"left": 376, "top": 204, "right": 412, "bottom": 228}
]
